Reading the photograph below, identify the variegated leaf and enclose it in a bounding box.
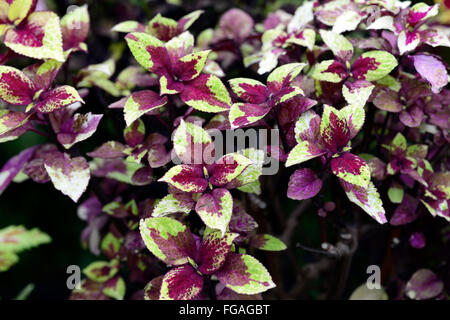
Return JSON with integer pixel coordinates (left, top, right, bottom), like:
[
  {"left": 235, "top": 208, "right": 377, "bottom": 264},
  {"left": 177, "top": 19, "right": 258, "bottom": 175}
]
[
  {"left": 124, "top": 90, "right": 168, "bottom": 127},
  {"left": 160, "top": 265, "right": 203, "bottom": 300},
  {"left": 319, "top": 30, "right": 353, "bottom": 61},
  {"left": 312, "top": 60, "right": 348, "bottom": 83},
  {"left": 139, "top": 217, "right": 195, "bottom": 265},
  {"left": 228, "top": 78, "right": 268, "bottom": 104},
  {"left": 159, "top": 165, "right": 208, "bottom": 193},
  {"left": 152, "top": 193, "right": 195, "bottom": 217},
  {"left": 340, "top": 179, "right": 387, "bottom": 224},
  {"left": 229, "top": 103, "right": 271, "bottom": 129},
  {"left": 331, "top": 153, "right": 371, "bottom": 188},
  {"left": 34, "top": 86, "right": 84, "bottom": 113},
  {"left": 249, "top": 234, "right": 287, "bottom": 251},
  {"left": 195, "top": 188, "right": 233, "bottom": 235},
  {"left": 197, "top": 231, "right": 238, "bottom": 274},
  {"left": 180, "top": 74, "right": 231, "bottom": 112},
  {"left": 0, "top": 66, "right": 36, "bottom": 105},
  {"left": 351, "top": 51, "right": 397, "bottom": 81},
  {"left": 215, "top": 253, "right": 275, "bottom": 295},
  {"left": 4, "top": 11, "right": 65, "bottom": 62}
]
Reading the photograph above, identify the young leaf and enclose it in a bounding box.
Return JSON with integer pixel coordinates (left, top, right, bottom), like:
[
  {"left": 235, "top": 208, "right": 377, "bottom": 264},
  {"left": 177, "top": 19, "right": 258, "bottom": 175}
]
[
  {"left": 83, "top": 260, "right": 119, "bottom": 283},
  {"left": 340, "top": 179, "right": 387, "bottom": 224}
]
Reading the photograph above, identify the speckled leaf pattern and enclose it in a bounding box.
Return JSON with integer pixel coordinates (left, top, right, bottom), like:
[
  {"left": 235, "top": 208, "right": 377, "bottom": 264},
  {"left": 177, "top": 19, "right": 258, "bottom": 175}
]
[
  {"left": 339, "top": 179, "right": 387, "bottom": 224},
  {"left": 34, "top": 85, "right": 84, "bottom": 113},
  {"left": 0, "top": 66, "right": 36, "bottom": 105}
]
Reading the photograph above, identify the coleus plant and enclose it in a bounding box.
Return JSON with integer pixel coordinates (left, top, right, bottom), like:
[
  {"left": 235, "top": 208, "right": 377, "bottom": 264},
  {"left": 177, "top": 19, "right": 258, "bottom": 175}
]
[
  {"left": 0, "top": 0, "right": 449, "bottom": 301},
  {"left": 139, "top": 217, "right": 275, "bottom": 300},
  {"left": 157, "top": 119, "right": 261, "bottom": 235}
]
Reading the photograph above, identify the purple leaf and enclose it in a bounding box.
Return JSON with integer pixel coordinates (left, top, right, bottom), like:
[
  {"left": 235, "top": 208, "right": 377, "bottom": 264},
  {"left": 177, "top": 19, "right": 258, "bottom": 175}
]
[
  {"left": 390, "top": 194, "right": 420, "bottom": 226},
  {"left": 57, "top": 113, "right": 103, "bottom": 149},
  {"left": 287, "top": 168, "right": 322, "bottom": 200},
  {"left": 413, "top": 54, "right": 448, "bottom": 93},
  {"left": 0, "top": 146, "right": 37, "bottom": 196},
  {"left": 409, "top": 232, "right": 426, "bottom": 249},
  {"left": 405, "top": 269, "right": 444, "bottom": 300}
]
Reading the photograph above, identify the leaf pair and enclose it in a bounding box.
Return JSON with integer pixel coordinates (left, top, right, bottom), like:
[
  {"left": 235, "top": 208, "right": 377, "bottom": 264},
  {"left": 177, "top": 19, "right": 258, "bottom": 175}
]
[
  {"left": 72, "top": 260, "right": 125, "bottom": 300},
  {"left": 313, "top": 30, "right": 398, "bottom": 106},
  {"left": 0, "top": 64, "right": 83, "bottom": 114},
  {"left": 126, "top": 31, "right": 231, "bottom": 113},
  {"left": 228, "top": 63, "right": 306, "bottom": 128},
  {"left": 158, "top": 120, "right": 258, "bottom": 234}
]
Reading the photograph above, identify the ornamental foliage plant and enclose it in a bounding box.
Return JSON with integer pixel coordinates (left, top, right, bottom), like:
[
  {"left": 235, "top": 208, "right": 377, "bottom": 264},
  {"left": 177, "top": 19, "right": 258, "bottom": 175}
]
[{"left": 0, "top": 0, "right": 449, "bottom": 300}]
